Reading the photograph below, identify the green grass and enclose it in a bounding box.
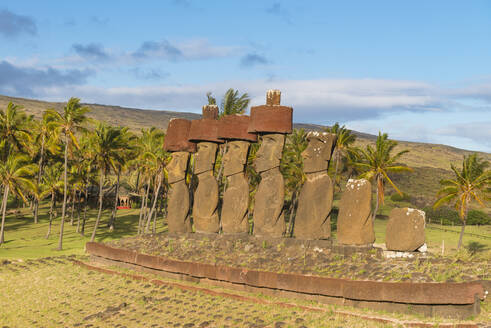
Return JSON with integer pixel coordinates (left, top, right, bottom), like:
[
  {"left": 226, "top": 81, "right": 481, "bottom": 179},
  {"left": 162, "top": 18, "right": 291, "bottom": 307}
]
[{"left": 0, "top": 202, "right": 164, "bottom": 259}]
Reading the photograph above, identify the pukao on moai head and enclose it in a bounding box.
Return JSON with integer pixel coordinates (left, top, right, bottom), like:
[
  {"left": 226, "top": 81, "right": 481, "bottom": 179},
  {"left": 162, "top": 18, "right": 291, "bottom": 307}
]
[
  {"left": 217, "top": 115, "right": 257, "bottom": 235},
  {"left": 294, "top": 131, "right": 337, "bottom": 240},
  {"left": 164, "top": 118, "right": 196, "bottom": 234},
  {"left": 188, "top": 105, "right": 223, "bottom": 233},
  {"left": 248, "top": 90, "right": 292, "bottom": 238}
]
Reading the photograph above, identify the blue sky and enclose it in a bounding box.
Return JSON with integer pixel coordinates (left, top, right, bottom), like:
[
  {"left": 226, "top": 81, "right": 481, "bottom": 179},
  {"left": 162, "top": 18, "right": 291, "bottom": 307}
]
[{"left": 1, "top": 1, "right": 490, "bottom": 151}]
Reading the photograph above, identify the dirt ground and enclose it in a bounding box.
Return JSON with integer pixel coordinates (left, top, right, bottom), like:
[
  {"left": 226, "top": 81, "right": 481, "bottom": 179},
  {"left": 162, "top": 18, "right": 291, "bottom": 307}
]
[{"left": 109, "top": 233, "right": 490, "bottom": 283}]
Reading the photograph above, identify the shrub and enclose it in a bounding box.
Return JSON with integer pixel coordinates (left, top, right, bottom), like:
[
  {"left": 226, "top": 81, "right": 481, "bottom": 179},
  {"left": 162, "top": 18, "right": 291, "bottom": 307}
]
[
  {"left": 390, "top": 192, "right": 412, "bottom": 202},
  {"left": 423, "top": 206, "right": 461, "bottom": 225},
  {"left": 466, "top": 210, "right": 491, "bottom": 225}
]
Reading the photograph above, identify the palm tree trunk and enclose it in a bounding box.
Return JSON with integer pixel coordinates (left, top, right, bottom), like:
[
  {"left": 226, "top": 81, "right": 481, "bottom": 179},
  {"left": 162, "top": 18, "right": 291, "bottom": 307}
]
[
  {"left": 0, "top": 185, "right": 10, "bottom": 245},
  {"left": 46, "top": 192, "right": 55, "bottom": 239},
  {"left": 90, "top": 171, "right": 105, "bottom": 242},
  {"left": 216, "top": 142, "right": 227, "bottom": 182},
  {"left": 70, "top": 187, "right": 76, "bottom": 225},
  {"left": 138, "top": 180, "right": 150, "bottom": 234},
  {"left": 108, "top": 167, "right": 121, "bottom": 232},
  {"left": 333, "top": 150, "right": 341, "bottom": 192},
  {"left": 457, "top": 197, "right": 470, "bottom": 250},
  {"left": 34, "top": 134, "right": 46, "bottom": 224},
  {"left": 372, "top": 176, "right": 382, "bottom": 222},
  {"left": 57, "top": 133, "right": 69, "bottom": 250},
  {"left": 76, "top": 191, "right": 81, "bottom": 233},
  {"left": 81, "top": 185, "right": 88, "bottom": 235},
  {"left": 287, "top": 191, "right": 297, "bottom": 237},
  {"left": 146, "top": 174, "right": 162, "bottom": 233}
]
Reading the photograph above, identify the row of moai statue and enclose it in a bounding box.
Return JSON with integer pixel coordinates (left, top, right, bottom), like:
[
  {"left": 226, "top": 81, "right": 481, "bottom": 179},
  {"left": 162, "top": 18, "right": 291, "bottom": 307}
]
[{"left": 163, "top": 90, "right": 425, "bottom": 249}]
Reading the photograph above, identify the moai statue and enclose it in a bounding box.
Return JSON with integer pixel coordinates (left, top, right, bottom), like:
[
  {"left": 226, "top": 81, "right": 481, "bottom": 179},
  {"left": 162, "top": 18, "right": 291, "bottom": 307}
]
[
  {"left": 294, "top": 131, "right": 337, "bottom": 240},
  {"left": 248, "top": 90, "right": 292, "bottom": 238},
  {"left": 163, "top": 119, "right": 196, "bottom": 234},
  {"left": 188, "top": 105, "right": 223, "bottom": 233},
  {"left": 386, "top": 207, "right": 425, "bottom": 251},
  {"left": 217, "top": 115, "right": 257, "bottom": 235},
  {"left": 337, "top": 178, "right": 375, "bottom": 245}
]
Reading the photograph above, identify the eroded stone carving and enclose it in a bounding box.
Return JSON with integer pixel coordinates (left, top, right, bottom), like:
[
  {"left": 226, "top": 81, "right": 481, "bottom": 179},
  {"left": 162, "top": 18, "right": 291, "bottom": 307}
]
[
  {"left": 248, "top": 90, "right": 292, "bottom": 238},
  {"left": 163, "top": 119, "right": 196, "bottom": 234},
  {"left": 337, "top": 178, "right": 375, "bottom": 245},
  {"left": 386, "top": 207, "right": 425, "bottom": 251},
  {"left": 188, "top": 105, "right": 222, "bottom": 234},
  {"left": 217, "top": 115, "right": 257, "bottom": 235},
  {"left": 294, "top": 131, "right": 337, "bottom": 240}
]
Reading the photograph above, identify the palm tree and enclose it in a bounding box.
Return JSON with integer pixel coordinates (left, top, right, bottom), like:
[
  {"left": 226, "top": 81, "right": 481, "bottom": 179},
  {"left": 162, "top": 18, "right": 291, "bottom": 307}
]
[
  {"left": 434, "top": 154, "right": 490, "bottom": 249},
  {"left": 323, "top": 123, "right": 356, "bottom": 191},
  {"left": 32, "top": 111, "right": 59, "bottom": 224},
  {"left": 0, "top": 102, "right": 32, "bottom": 159},
  {"left": 352, "top": 132, "right": 412, "bottom": 221},
  {"left": 108, "top": 127, "right": 136, "bottom": 232},
  {"left": 47, "top": 97, "right": 90, "bottom": 250},
  {"left": 41, "top": 163, "right": 64, "bottom": 238},
  {"left": 89, "top": 122, "right": 126, "bottom": 242},
  {"left": 281, "top": 129, "right": 308, "bottom": 236},
  {"left": 220, "top": 88, "right": 250, "bottom": 117},
  {"left": 205, "top": 89, "right": 250, "bottom": 117},
  {"left": 0, "top": 154, "right": 36, "bottom": 244}
]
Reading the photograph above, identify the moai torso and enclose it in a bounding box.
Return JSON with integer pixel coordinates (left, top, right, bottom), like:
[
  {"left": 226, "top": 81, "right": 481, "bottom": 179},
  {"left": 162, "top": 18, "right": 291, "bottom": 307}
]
[
  {"left": 221, "top": 140, "right": 250, "bottom": 234},
  {"left": 192, "top": 142, "right": 220, "bottom": 233},
  {"left": 337, "top": 178, "right": 375, "bottom": 245},
  {"left": 294, "top": 132, "right": 336, "bottom": 240},
  {"left": 166, "top": 151, "right": 192, "bottom": 234},
  {"left": 163, "top": 117, "right": 195, "bottom": 235},
  {"left": 253, "top": 133, "right": 286, "bottom": 238}
]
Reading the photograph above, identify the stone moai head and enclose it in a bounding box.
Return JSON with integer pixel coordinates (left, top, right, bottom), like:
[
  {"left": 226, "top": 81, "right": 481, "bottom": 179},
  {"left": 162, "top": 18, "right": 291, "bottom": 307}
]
[
  {"left": 222, "top": 140, "right": 250, "bottom": 176},
  {"left": 194, "top": 142, "right": 218, "bottom": 174},
  {"left": 254, "top": 134, "right": 285, "bottom": 173},
  {"left": 247, "top": 90, "right": 293, "bottom": 173},
  {"left": 163, "top": 118, "right": 196, "bottom": 183},
  {"left": 302, "top": 131, "right": 337, "bottom": 173},
  {"left": 167, "top": 151, "right": 190, "bottom": 184},
  {"left": 188, "top": 105, "right": 222, "bottom": 175}
]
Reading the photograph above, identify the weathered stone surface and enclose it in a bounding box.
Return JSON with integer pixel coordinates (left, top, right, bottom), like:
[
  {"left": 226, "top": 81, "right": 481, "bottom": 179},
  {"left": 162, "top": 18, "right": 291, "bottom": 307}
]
[
  {"left": 248, "top": 90, "right": 292, "bottom": 134},
  {"left": 294, "top": 173, "right": 333, "bottom": 240},
  {"left": 167, "top": 180, "right": 192, "bottom": 233},
  {"left": 193, "top": 142, "right": 219, "bottom": 233},
  {"left": 163, "top": 119, "right": 196, "bottom": 153},
  {"left": 217, "top": 115, "right": 257, "bottom": 142},
  {"left": 253, "top": 168, "right": 285, "bottom": 238},
  {"left": 303, "top": 131, "right": 337, "bottom": 172},
  {"left": 202, "top": 104, "right": 218, "bottom": 120},
  {"left": 254, "top": 134, "right": 285, "bottom": 173},
  {"left": 294, "top": 132, "right": 337, "bottom": 240},
  {"left": 221, "top": 141, "right": 250, "bottom": 234},
  {"left": 188, "top": 119, "right": 223, "bottom": 143},
  {"left": 386, "top": 207, "right": 426, "bottom": 251},
  {"left": 166, "top": 151, "right": 192, "bottom": 233},
  {"left": 337, "top": 179, "right": 375, "bottom": 245}
]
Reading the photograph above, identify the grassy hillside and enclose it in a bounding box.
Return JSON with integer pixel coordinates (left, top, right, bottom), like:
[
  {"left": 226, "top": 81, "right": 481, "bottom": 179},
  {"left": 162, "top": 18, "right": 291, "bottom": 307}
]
[{"left": 1, "top": 94, "right": 489, "bottom": 210}]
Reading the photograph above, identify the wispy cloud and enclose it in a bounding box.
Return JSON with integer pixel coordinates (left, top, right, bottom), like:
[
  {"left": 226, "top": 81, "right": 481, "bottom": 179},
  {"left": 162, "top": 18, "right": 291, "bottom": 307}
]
[
  {"left": 0, "top": 60, "right": 91, "bottom": 96},
  {"left": 0, "top": 9, "right": 37, "bottom": 38},
  {"left": 130, "top": 67, "right": 169, "bottom": 80},
  {"left": 265, "top": 2, "right": 292, "bottom": 24},
  {"left": 437, "top": 121, "right": 491, "bottom": 148},
  {"left": 240, "top": 53, "right": 270, "bottom": 68},
  {"left": 132, "top": 39, "right": 241, "bottom": 61},
  {"left": 72, "top": 43, "right": 109, "bottom": 61}
]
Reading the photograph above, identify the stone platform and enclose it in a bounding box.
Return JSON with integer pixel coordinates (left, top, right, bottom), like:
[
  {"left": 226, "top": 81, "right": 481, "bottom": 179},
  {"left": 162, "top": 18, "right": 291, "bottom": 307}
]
[{"left": 85, "top": 242, "right": 487, "bottom": 319}]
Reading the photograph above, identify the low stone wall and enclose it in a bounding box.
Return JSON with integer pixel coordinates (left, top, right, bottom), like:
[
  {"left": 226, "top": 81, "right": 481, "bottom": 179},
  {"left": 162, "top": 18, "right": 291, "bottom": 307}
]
[{"left": 85, "top": 242, "right": 487, "bottom": 319}]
